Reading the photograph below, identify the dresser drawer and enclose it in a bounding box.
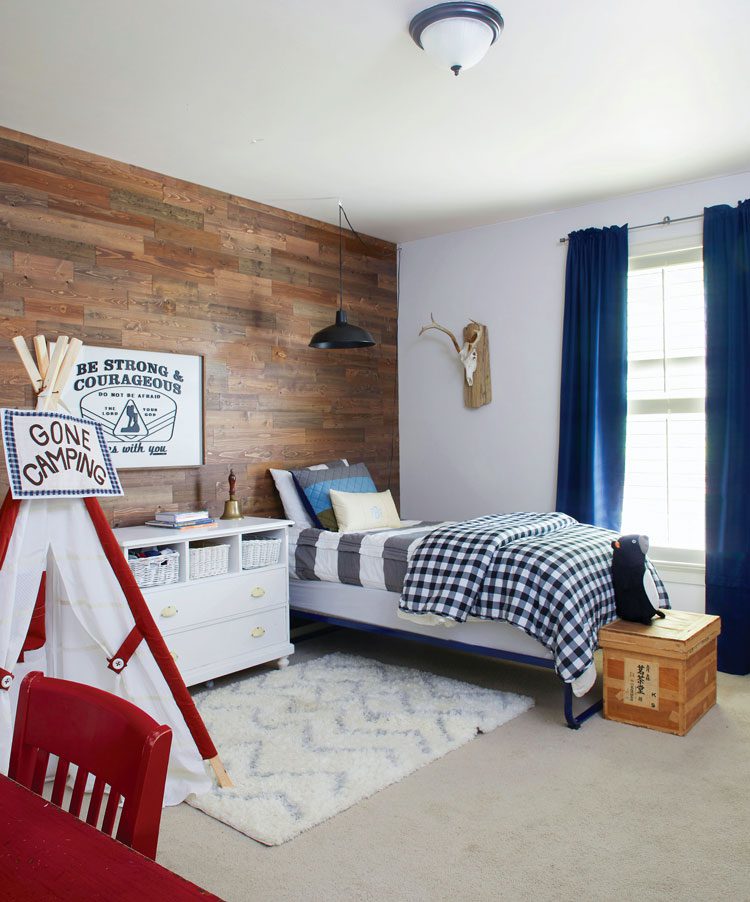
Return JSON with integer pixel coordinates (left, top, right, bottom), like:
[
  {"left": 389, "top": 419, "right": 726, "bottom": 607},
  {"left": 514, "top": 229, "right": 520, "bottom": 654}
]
[
  {"left": 165, "top": 606, "right": 289, "bottom": 674},
  {"left": 144, "top": 567, "right": 287, "bottom": 632},
  {"left": 240, "top": 567, "right": 287, "bottom": 607}
]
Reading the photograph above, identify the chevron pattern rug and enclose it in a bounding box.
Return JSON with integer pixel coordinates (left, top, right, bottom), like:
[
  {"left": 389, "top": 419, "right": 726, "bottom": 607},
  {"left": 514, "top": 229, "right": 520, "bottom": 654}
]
[{"left": 187, "top": 653, "right": 533, "bottom": 845}]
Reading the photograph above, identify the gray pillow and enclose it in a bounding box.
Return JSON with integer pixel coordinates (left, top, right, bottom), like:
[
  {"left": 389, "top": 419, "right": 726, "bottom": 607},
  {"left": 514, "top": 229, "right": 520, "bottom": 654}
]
[{"left": 269, "top": 460, "right": 348, "bottom": 525}]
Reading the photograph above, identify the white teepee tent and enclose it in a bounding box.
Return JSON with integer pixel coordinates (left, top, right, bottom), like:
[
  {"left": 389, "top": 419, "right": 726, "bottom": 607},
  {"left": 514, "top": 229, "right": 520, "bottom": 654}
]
[{"left": 0, "top": 335, "right": 230, "bottom": 804}]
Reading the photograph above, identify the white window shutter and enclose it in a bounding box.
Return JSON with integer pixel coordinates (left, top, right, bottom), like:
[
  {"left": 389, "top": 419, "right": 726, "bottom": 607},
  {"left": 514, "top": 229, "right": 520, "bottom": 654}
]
[{"left": 621, "top": 257, "right": 705, "bottom": 551}]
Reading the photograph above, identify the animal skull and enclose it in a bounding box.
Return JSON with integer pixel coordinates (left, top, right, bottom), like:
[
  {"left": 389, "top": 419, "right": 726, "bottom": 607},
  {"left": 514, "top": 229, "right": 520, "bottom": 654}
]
[
  {"left": 459, "top": 341, "right": 479, "bottom": 386},
  {"left": 419, "top": 314, "right": 483, "bottom": 386}
]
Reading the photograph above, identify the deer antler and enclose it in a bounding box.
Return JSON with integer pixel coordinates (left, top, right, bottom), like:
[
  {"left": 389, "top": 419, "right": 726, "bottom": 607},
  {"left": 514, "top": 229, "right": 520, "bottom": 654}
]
[{"left": 419, "top": 313, "right": 461, "bottom": 353}]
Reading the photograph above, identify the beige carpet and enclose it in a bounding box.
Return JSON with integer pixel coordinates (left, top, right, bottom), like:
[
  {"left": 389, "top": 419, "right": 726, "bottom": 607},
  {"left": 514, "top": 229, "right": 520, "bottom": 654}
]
[{"left": 158, "top": 630, "right": 750, "bottom": 902}]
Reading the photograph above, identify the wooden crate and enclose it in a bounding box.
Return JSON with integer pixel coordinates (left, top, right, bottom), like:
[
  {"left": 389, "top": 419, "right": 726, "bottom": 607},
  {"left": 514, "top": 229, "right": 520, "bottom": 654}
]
[{"left": 600, "top": 610, "right": 721, "bottom": 736}]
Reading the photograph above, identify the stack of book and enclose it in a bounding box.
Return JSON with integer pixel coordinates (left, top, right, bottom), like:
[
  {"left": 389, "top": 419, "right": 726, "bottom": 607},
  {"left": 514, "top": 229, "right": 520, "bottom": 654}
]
[{"left": 145, "top": 510, "right": 218, "bottom": 530}]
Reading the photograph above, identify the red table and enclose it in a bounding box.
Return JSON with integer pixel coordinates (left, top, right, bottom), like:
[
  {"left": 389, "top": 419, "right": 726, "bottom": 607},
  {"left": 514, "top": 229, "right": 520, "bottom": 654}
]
[{"left": 0, "top": 774, "right": 223, "bottom": 901}]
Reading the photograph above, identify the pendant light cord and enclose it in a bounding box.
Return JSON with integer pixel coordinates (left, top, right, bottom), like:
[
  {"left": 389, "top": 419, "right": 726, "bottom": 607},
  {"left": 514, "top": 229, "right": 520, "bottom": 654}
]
[
  {"left": 338, "top": 202, "right": 371, "bottom": 316},
  {"left": 339, "top": 204, "right": 370, "bottom": 253}
]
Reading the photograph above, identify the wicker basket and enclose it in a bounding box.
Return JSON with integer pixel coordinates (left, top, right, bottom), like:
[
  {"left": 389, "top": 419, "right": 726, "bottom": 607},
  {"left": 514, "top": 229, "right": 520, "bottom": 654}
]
[
  {"left": 242, "top": 537, "right": 282, "bottom": 569},
  {"left": 128, "top": 549, "right": 180, "bottom": 588},
  {"left": 189, "top": 543, "right": 230, "bottom": 580}
]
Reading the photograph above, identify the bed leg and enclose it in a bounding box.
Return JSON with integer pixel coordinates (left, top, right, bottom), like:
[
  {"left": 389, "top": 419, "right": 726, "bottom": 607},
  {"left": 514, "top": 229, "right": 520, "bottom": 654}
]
[{"left": 563, "top": 682, "right": 603, "bottom": 729}]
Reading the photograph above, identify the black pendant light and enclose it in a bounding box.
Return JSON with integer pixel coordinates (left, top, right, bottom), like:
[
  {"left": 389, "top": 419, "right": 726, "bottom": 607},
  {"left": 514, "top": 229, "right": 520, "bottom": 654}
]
[{"left": 309, "top": 203, "right": 375, "bottom": 350}]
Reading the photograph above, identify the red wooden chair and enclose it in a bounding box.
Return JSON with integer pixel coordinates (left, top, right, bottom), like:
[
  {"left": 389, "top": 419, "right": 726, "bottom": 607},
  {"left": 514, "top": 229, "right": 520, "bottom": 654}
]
[{"left": 9, "top": 671, "right": 173, "bottom": 860}]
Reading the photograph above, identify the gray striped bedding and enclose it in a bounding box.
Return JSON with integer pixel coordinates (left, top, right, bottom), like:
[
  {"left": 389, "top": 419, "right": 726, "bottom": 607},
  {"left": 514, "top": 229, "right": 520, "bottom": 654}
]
[{"left": 289, "top": 521, "right": 445, "bottom": 592}]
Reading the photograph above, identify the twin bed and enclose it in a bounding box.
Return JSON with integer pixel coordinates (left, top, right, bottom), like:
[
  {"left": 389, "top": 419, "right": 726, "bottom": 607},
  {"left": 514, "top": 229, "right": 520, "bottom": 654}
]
[{"left": 287, "top": 511, "right": 669, "bottom": 728}]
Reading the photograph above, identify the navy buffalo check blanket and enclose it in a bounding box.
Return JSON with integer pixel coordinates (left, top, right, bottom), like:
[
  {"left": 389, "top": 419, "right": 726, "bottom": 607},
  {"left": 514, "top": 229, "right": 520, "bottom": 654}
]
[{"left": 399, "top": 512, "right": 669, "bottom": 683}]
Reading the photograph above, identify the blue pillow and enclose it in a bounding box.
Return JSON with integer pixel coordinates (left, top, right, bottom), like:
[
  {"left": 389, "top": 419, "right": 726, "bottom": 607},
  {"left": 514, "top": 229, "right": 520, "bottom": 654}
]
[{"left": 292, "top": 462, "right": 376, "bottom": 530}]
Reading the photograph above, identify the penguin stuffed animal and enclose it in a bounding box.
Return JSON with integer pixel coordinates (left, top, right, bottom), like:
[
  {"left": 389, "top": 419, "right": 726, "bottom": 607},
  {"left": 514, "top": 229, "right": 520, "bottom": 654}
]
[{"left": 611, "top": 534, "right": 666, "bottom": 625}]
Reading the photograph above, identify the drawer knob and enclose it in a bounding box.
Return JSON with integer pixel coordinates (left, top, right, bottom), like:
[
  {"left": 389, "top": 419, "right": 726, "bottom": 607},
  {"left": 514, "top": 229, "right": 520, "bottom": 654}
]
[
  {"left": 251, "top": 587, "right": 266, "bottom": 598},
  {"left": 160, "top": 605, "right": 178, "bottom": 618},
  {"left": 170, "top": 650, "right": 179, "bottom": 661},
  {"left": 251, "top": 626, "right": 266, "bottom": 639}
]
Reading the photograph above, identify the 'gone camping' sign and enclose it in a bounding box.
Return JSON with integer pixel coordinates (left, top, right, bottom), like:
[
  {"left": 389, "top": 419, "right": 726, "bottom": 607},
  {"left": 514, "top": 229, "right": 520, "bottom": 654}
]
[{"left": 1, "top": 409, "right": 123, "bottom": 499}]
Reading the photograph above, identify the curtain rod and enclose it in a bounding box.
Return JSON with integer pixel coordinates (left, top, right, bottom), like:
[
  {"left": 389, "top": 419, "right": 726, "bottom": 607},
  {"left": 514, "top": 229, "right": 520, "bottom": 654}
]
[{"left": 558, "top": 213, "right": 704, "bottom": 244}]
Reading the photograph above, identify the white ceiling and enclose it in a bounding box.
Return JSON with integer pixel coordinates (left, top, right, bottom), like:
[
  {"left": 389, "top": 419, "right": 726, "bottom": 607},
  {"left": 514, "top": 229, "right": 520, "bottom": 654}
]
[{"left": 1, "top": 0, "right": 749, "bottom": 243}]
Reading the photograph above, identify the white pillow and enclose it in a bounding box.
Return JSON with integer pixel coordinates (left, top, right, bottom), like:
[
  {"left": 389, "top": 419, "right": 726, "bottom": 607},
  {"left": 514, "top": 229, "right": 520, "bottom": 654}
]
[
  {"left": 270, "top": 460, "right": 348, "bottom": 526},
  {"left": 329, "top": 489, "right": 401, "bottom": 533}
]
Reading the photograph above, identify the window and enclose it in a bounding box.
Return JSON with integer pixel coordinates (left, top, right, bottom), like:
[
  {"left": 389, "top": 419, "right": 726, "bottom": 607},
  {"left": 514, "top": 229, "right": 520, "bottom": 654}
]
[{"left": 621, "top": 246, "right": 705, "bottom": 555}]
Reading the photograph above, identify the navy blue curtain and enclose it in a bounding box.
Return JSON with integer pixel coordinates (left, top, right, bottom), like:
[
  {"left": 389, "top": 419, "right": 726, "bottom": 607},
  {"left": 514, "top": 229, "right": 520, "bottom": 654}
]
[
  {"left": 556, "top": 225, "right": 628, "bottom": 530},
  {"left": 704, "top": 200, "right": 750, "bottom": 675}
]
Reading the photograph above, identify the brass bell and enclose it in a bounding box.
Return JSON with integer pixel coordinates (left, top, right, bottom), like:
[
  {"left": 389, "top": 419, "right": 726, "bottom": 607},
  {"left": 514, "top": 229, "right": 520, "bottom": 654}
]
[{"left": 220, "top": 468, "right": 243, "bottom": 520}]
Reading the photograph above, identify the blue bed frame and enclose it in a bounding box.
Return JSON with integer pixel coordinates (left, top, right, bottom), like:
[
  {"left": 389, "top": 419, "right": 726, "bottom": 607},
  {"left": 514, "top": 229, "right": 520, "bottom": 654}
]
[{"left": 291, "top": 610, "right": 603, "bottom": 730}]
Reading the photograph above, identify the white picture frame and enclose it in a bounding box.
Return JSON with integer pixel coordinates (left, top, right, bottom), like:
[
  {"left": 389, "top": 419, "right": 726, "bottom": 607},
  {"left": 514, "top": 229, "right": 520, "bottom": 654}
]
[{"left": 60, "top": 345, "right": 204, "bottom": 470}]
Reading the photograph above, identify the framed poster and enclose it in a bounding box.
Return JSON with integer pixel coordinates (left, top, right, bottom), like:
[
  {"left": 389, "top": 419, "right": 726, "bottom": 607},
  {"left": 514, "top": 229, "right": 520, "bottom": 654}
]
[{"left": 60, "top": 345, "right": 204, "bottom": 470}]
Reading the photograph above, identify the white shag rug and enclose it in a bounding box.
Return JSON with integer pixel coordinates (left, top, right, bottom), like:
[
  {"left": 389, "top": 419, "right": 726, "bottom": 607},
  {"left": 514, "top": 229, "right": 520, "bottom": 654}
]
[{"left": 186, "top": 653, "right": 533, "bottom": 845}]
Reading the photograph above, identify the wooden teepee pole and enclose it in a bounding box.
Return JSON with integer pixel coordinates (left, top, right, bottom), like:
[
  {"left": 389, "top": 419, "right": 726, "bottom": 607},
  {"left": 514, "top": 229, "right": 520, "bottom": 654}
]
[
  {"left": 208, "top": 755, "right": 234, "bottom": 788},
  {"left": 11, "top": 336, "right": 43, "bottom": 395},
  {"left": 13, "top": 334, "right": 82, "bottom": 412},
  {"left": 51, "top": 338, "right": 82, "bottom": 404},
  {"left": 38, "top": 336, "right": 68, "bottom": 411},
  {"left": 33, "top": 334, "right": 49, "bottom": 381}
]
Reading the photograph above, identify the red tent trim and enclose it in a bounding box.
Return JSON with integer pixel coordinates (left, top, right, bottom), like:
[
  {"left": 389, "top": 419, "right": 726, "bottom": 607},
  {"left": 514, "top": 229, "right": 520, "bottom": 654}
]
[
  {"left": 107, "top": 624, "right": 143, "bottom": 673},
  {"left": 83, "top": 497, "right": 217, "bottom": 760}
]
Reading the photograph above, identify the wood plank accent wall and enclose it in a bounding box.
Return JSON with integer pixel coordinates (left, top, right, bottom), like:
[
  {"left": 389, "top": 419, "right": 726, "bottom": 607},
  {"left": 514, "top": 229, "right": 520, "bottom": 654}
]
[{"left": 0, "top": 127, "right": 398, "bottom": 525}]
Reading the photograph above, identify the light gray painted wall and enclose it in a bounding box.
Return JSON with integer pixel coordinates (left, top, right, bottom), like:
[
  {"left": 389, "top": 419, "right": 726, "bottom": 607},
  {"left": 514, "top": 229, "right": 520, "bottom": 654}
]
[
  {"left": 398, "top": 170, "right": 750, "bottom": 611},
  {"left": 398, "top": 170, "right": 750, "bottom": 519}
]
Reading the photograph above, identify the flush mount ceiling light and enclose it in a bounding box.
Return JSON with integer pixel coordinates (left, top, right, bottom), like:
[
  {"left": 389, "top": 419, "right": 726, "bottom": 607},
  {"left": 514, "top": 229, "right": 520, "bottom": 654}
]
[
  {"left": 409, "top": 2, "right": 504, "bottom": 76},
  {"left": 309, "top": 203, "right": 375, "bottom": 350}
]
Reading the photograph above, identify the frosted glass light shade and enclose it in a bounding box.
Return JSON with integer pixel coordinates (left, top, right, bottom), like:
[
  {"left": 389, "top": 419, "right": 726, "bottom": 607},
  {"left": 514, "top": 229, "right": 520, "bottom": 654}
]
[
  {"left": 409, "top": 3, "right": 504, "bottom": 75},
  {"left": 420, "top": 17, "right": 495, "bottom": 72}
]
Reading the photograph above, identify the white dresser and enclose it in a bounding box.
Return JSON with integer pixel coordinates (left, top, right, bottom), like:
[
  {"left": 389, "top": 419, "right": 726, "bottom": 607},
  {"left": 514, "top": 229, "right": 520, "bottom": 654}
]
[{"left": 113, "top": 517, "right": 294, "bottom": 687}]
